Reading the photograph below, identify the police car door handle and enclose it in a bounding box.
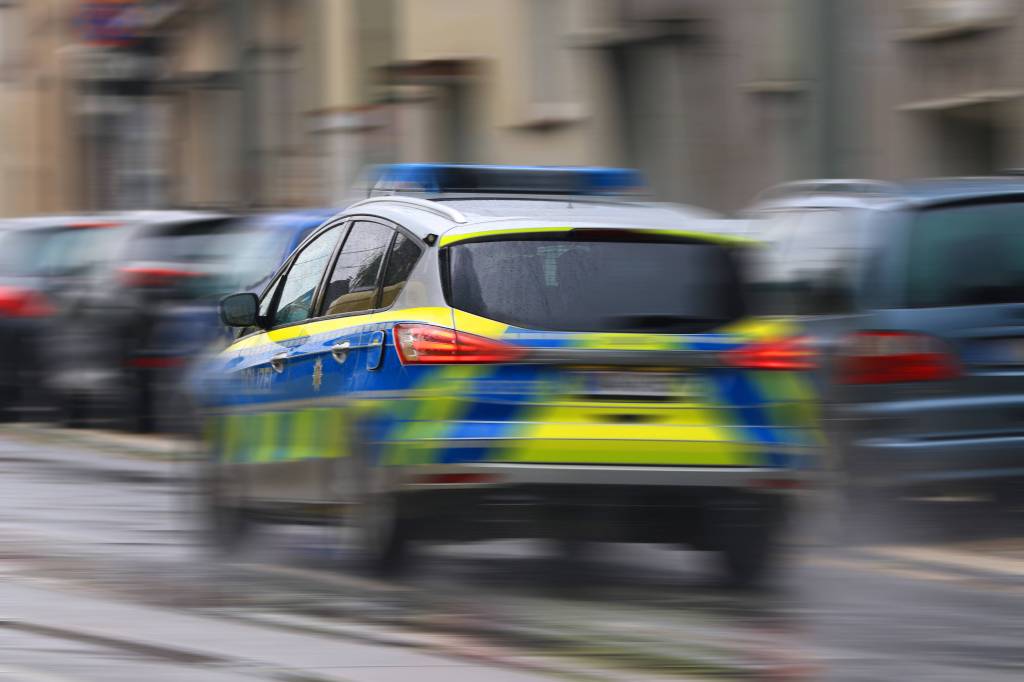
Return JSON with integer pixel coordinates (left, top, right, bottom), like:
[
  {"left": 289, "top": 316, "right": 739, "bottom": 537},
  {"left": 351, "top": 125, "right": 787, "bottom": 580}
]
[
  {"left": 270, "top": 352, "right": 288, "bottom": 374},
  {"left": 330, "top": 341, "right": 351, "bottom": 364}
]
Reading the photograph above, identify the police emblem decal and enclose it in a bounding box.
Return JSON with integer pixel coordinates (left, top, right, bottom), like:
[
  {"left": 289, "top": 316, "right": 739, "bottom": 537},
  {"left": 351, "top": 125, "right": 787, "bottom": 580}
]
[{"left": 312, "top": 357, "right": 323, "bottom": 392}]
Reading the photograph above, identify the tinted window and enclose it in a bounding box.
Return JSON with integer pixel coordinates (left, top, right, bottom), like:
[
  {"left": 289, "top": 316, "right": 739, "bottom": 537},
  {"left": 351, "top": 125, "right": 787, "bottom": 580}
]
[
  {"left": 214, "top": 227, "right": 295, "bottom": 292},
  {"left": 259, "top": 276, "right": 281, "bottom": 319},
  {"left": 320, "top": 222, "right": 393, "bottom": 316},
  {"left": 380, "top": 233, "right": 422, "bottom": 308},
  {"left": 0, "top": 226, "right": 121, "bottom": 277},
  {"left": 37, "top": 226, "right": 124, "bottom": 275},
  {"left": 0, "top": 230, "right": 47, "bottom": 276},
  {"left": 447, "top": 237, "right": 745, "bottom": 333},
  {"left": 127, "top": 218, "right": 240, "bottom": 262},
  {"left": 750, "top": 209, "right": 859, "bottom": 315},
  {"left": 907, "top": 202, "right": 1024, "bottom": 307},
  {"left": 272, "top": 225, "right": 343, "bottom": 326}
]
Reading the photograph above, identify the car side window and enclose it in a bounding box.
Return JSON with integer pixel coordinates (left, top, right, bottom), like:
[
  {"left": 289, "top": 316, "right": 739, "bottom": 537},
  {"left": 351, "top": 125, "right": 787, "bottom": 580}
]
[
  {"left": 258, "top": 277, "right": 281, "bottom": 320},
  {"left": 320, "top": 221, "right": 393, "bottom": 316},
  {"left": 271, "top": 224, "right": 344, "bottom": 326},
  {"left": 380, "top": 232, "right": 423, "bottom": 308}
]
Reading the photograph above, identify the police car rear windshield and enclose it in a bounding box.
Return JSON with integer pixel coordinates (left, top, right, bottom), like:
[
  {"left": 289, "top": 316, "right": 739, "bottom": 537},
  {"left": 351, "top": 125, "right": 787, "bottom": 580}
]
[{"left": 446, "top": 236, "right": 746, "bottom": 334}]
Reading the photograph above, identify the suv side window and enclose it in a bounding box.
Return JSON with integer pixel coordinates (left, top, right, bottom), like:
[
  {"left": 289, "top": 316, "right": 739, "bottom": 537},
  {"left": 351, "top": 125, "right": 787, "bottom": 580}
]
[
  {"left": 380, "top": 232, "right": 423, "bottom": 308},
  {"left": 271, "top": 224, "right": 344, "bottom": 326},
  {"left": 320, "top": 221, "right": 394, "bottom": 316}
]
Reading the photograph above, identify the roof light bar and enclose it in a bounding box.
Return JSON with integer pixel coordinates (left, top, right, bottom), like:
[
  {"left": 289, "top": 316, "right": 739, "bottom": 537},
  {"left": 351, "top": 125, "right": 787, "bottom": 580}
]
[{"left": 367, "top": 163, "right": 646, "bottom": 198}]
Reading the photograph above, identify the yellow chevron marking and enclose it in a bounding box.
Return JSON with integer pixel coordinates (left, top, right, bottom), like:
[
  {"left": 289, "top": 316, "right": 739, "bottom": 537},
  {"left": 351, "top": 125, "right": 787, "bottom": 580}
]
[{"left": 439, "top": 226, "right": 572, "bottom": 246}]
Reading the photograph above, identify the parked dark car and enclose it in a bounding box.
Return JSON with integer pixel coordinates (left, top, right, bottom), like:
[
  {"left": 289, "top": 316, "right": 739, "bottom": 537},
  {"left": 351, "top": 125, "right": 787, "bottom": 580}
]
[
  {"left": 44, "top": 209, "right": 333, "bottom": 432},
  {"left": 0, "top": 216, "right": 123, "bottom": 421},
  {"left": 44, "top": 211, "right": 241, "bottom": 431},
  {"left": 744, "top": 178, "right": 1024, "bottom": 529}
]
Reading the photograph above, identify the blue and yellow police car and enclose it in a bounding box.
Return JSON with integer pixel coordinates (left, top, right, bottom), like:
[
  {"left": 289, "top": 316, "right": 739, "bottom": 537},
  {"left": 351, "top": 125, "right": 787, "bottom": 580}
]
[{"left": 199, "top": 164, "right": 820, "bottom": 585}]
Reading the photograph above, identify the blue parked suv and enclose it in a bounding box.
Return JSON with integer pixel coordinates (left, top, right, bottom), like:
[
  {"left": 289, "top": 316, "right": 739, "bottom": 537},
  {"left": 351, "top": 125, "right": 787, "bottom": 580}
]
[{"left": 745, "top": 178, "right": 1024, "bottom": 522}]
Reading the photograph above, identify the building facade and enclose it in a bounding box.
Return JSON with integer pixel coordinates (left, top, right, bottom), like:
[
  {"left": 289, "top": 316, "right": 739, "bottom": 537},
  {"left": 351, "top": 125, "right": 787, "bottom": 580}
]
[{"left": 4, "top": 0, "right": 1024, "bottom": 218}]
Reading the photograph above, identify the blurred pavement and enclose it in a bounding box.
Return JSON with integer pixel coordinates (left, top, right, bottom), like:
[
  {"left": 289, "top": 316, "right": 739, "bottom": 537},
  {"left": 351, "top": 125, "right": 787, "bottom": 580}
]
[{"left": 0, "top": 427, "right": 1022, "bottom": 681}]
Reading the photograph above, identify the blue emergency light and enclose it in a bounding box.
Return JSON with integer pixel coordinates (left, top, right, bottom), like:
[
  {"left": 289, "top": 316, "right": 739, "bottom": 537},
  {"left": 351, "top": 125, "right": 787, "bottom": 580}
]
[{"left": 367, "top": 163, "right": 646, "bottom": 197}]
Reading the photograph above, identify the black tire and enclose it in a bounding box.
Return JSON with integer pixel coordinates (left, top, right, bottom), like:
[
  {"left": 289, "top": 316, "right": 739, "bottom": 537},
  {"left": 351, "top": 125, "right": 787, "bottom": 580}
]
[
  {"left": 353, "top": 489, "right": 412, "bottom": 575},
  {"left": 708, "top": 494, "right": 785, "bottom": 589},
  {"left": 990, "top": 480, "right": 1024, "bottom": 535},
  {"left": 125, "top": 373, "right": 156, "bottom": 433},
  {"left": 718, "top": 523, "right": 778, "bottom": 589},
  {"left": 59, "top": 392, "right": 89, "bottom": 429},
  {"left": 0, "top": 388, "right": 20, "bottom": 423},
  {"left": 199, "top": 463, "right": 251, "bottom": 554}
]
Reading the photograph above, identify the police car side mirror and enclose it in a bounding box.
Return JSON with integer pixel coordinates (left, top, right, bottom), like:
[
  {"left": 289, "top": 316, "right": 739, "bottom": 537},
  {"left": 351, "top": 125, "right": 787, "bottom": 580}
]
[{"left": 220, "top": 292, "right": 259, "bottom": 328}]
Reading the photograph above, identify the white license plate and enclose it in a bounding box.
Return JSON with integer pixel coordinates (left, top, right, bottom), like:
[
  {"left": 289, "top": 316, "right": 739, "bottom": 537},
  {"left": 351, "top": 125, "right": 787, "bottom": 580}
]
[
  {"left": 580, "top": 371, "right": 700, "bottom": 400},
  {"left": 981, "top": 338, "right": 1024, "bottom": 365}
]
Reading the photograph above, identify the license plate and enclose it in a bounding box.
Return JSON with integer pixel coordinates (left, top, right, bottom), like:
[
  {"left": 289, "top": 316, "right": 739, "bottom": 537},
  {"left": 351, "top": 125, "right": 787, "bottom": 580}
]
[
  {"left": 579, "top": 371, "right": 701, "bottom": 400},
  {"left": 976, "top": 338, "right": 1024, "bottom": 365}
]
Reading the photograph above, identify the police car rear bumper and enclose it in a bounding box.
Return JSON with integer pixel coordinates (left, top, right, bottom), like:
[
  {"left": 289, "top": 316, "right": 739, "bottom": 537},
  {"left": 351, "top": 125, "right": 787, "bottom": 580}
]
[
  {"left": 401, "top": 469, "right": 798, "bottom": 545},
  {"left": 402, "top": 462, "right": 816, "bottom": 491}
]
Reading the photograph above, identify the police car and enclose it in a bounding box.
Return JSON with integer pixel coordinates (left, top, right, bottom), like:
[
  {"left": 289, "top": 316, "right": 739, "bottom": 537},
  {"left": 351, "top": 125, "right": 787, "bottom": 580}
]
[{"left": 201, "top": 164, "right": 820, "bottom": 585}]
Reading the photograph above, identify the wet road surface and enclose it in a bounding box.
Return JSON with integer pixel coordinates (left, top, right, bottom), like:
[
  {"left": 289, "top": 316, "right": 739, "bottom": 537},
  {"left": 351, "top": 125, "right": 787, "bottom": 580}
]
[{"left": 1, "top": 427, "right": 1022, "bottom": 680}]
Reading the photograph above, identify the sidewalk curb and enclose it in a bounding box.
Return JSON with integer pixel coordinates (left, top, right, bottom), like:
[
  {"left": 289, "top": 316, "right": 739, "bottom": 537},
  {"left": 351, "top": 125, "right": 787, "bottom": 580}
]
[
  {"left": 854, "top": 546, "right": 1024, "bottom": 584},
  {"left": 0, "top": 423, "right": 194, "bottom": 460},
  {"left": 215, "top": 608, "right": 706, "bottom": 682},
  {"left": 226, "top": 564, "right": 814, "bottom": 681}
]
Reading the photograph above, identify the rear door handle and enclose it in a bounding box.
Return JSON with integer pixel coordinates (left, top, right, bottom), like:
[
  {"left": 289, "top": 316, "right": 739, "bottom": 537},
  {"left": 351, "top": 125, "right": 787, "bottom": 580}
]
[{"left": 270, "top": 352, "right": 288, "bottom": 374}]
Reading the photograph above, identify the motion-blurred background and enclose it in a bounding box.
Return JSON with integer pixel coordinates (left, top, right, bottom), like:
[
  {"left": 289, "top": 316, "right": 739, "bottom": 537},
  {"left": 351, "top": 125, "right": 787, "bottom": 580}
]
[
  {"left": 0, "top": 2, "right": 1023, "bottom": 681},
  {"left": 4, "top": 0, "right": 1023, "bottom": 216}
]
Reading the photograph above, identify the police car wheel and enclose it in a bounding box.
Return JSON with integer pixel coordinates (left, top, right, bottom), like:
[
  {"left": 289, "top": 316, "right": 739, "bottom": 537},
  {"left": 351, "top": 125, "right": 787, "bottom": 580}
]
[
  {"left": 709, "top": 494, "right": 784, "bottom": 588},
  {"left": 354, "top": 491, "right": 410, "bottom": 574},
  {"left": 200, "top": 464, "right": 251, "bottom": 553},
  {"left": 718, "top": 527, "right": 777, "bottom": 588}
]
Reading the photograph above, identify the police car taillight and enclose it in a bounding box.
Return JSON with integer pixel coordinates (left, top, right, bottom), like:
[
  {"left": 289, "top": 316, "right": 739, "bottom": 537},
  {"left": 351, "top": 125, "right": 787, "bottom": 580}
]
[
  {"left": 723, "top": 336, "right": 815, "bottom": 371},
  {"left": 837, "top": 331, "right": 959, "bottom": 384},
  {"left": 393, "top": 324, "right": 525, "bottom": 365}
]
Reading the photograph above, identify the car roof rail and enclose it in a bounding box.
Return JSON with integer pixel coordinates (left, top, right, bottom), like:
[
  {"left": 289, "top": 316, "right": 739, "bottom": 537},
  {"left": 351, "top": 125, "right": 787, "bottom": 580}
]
[
  {"left": 346, "top": 196, "right": 469, "bottom": 224},
  {"left": 753, "top": 179, "right": 899, "bottom": 204}
]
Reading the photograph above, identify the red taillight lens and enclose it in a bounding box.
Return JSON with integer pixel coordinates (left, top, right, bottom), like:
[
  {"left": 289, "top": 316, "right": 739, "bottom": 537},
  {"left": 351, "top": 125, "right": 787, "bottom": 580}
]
[
  {"left": 119, "top": 266, "right": 201, "bottom": 288},
  {"left": 69, "top": 221, "right": 119, "bottom": 229},
  {"left": 0, "top": 287, "right": 54, "bottom": 318},
  {"left": 838, "top": 331, "right": 959, "bottom": 384},
  {"left": 393, "top": 323, "right": 525, "bottom": 365},
  {"left": 724, "top": 336, "right": 815, "bottom": 370},
  {"left": 127, "top": 356, "right": 185, "bottom": 369}
]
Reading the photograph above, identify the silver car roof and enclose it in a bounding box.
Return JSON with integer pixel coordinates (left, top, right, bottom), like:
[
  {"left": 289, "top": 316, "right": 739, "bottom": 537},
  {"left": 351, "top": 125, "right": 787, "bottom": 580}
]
[{"left": 333, "top": 196, "right": 731, "bottom": 242}]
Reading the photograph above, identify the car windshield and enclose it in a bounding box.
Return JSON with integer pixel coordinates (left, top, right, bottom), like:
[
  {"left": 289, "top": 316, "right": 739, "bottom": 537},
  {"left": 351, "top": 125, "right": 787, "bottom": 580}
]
[
  {"left": 907, "top": 201, "right": 1024, "bottom": 307},
  {"left": 0, "top": 230, "right": 50, "bottom": 276},
  {"left": 127, "top": 218, "right": 241, "bottom": 263},
  {"left": 214, "top": 226, "right": 298, "bottom": 291},
  {"left": 446, "top": 236, "right": 746, "bottom": 333},
  {"left": 0, "top": 226, "right": 122, "bottom": 277}
]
